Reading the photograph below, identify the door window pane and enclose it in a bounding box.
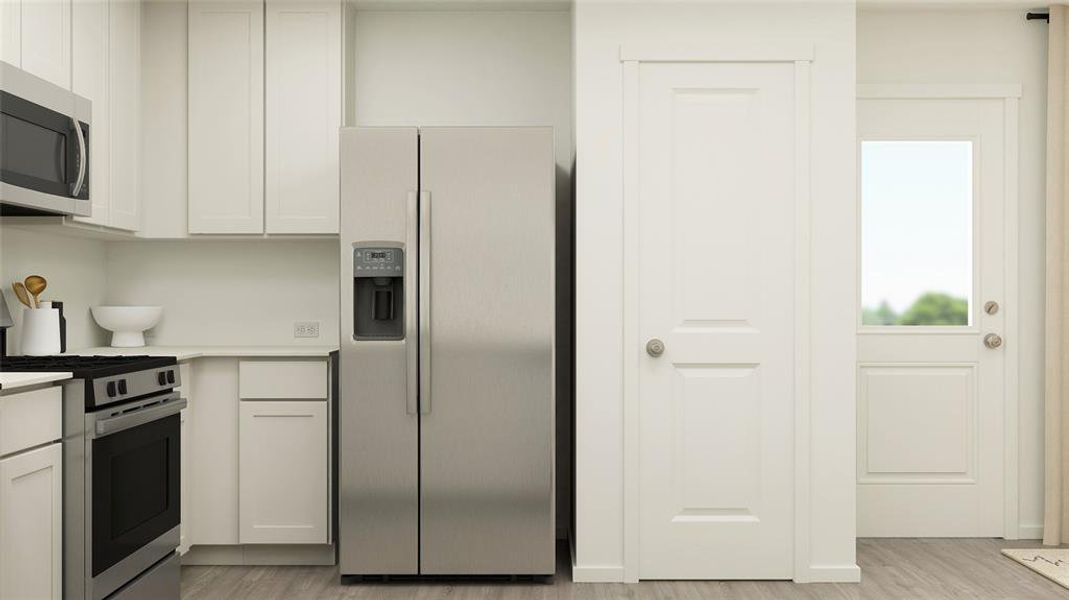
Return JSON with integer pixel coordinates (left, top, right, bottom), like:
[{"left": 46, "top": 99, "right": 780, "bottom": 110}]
[{"left": 861, "top": 141, "right": 973, "bottom": 326}]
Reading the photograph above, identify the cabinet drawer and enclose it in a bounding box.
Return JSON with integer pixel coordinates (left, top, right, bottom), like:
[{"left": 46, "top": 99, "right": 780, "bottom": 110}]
[
  {"left": 0, "top": 387, "right": 62, "bottom": 457},
  {"left": 239, "top": 360, "right": 327, "bottom": 399}
]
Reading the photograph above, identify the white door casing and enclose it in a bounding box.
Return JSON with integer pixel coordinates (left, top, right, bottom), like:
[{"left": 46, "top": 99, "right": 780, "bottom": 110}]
[
  {"left": 856, "top": 85, "right": 1019, "bottom": 538},
  {"left": 623, "top": 48, "right": 812, "bottom": 581}
]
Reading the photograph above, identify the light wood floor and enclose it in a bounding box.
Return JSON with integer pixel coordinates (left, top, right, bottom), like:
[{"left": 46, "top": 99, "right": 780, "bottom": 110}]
[{"left": 180, "top": 539, "right": 1068, "bottom": 599}]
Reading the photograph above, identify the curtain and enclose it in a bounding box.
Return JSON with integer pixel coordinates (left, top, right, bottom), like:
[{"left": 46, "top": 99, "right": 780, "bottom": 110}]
[{"left": 1046, "top": 4, "right": 1069, "bottom": 547}]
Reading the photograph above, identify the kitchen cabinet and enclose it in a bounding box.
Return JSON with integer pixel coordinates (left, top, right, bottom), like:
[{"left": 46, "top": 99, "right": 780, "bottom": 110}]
[
  {"left": 0, "top": 0, "right": 20, "bottom": 68},
  {"left": 178, "top": 362, "right": 193, "bottom": 555},
  {"left": 187, "top": 0, "right": 265, "bottom": 234},
  {"left": 106, "top": 0, "right": 140, "bottom": 231},
  {"left": 72, "top": 0, "right": 110, "bottom": 226},
  {"left": 0, "top": 385, "right": 63, "bottom": 600},
  {"left": 264, "top": 0, "right": 341, "bottom": 234},
  {"left": 0, "top": 444, "right": 62, "bottom": 600},
  {"left": 187, "top": 0, "right": 340, "bottom": 235},
  {"left": 188, "top": 355, "right": 332, "bottom": 554},
  {"left": 71, "top": 0, "right": 141, "bottom": 232},
  {"left": 238, "top": 400, "right": 328, "bottom": 544},
  {"left": 19, "top": 0, "right": 71, "bottom": 89}
]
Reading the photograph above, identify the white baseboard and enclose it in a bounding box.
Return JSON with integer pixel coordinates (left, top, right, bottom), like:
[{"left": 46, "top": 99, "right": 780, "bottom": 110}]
[
  {"left": 571, "top": 563, "right": 626, "bottom": 583},
  {"left": 802, "top": 564, "right": 862, "bottom": 583},
  {"left": 181, "top": 544, "right": 336, "bottom": 566},
  {"left": 1018, "top": 524, "right": 1044, "bottom": 540},
  {"left": 568, "top": 530, "right": 625, "bottom": 583}
]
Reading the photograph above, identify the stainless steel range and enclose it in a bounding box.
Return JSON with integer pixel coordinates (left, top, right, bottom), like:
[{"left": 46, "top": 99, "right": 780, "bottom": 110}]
[{"left": 0, "top": 355, "right": 185, "bottom": 600}]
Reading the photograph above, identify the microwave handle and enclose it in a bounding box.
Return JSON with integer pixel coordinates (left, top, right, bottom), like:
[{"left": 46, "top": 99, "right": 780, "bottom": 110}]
[{"left": 70, "top": 117, "right": 86, "bottom": 197}]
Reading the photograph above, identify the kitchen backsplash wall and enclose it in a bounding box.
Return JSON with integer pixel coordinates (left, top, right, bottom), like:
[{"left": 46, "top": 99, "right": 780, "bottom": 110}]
[
  {"left": 0, "top": 227, "right": 110, "bottom": 354},
  {"left": 105, "top": 240, "right": 339, "bottom": 346}
]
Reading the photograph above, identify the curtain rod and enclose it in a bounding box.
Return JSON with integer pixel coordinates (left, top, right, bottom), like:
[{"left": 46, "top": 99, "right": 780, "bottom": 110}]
[{"left": 1028, "top": 12, "right": 1050, "bottom": 22}]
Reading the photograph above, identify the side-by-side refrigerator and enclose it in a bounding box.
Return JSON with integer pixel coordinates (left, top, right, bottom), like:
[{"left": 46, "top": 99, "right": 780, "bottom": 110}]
[{"left": 339, "top": 127, "right": 555, "bottom": 577}]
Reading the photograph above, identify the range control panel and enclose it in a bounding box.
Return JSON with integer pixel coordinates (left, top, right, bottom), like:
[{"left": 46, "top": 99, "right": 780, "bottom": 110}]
[{"left": 354, "top": 247, "right": 404, "bottom": 276}]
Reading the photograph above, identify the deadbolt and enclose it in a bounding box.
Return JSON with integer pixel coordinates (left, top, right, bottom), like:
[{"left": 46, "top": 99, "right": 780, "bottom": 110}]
[
  {"left": 984, "top": 301, "right": 1000, "bottom": 316},
  {"left": 984, "top": 333, "right": 1003, "bottom": 350},
  {"left": 646, "top": 338, "right": 665, "bottom": 357}
]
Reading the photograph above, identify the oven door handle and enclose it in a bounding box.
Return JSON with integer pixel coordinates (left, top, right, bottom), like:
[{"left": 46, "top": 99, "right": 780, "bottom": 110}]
[
  {"left": 92, "top": 394, "right": 187, "bottom": 439},
  {"left": 70, "top": 116, "right": 87, "bottom": 197}
]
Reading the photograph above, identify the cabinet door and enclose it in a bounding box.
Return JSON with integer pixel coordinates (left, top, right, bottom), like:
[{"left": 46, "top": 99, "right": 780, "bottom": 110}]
[
  {"left": 264, "top": 0, "right": 340, "bottom": 234},
  {"left": 0, "top": 0, "right": 21, "bottom": 68},
  {"left": 188, "top": 0, "right": 264, "bottom": 234},
  {"left": 0, "top": 444, "right": 62, "bottom": 600},
  {"left": 71, "top": 0, "right": 110, "bottom": 227},
  {"left": 177, "top": 362, "right": 192, "bottom": 554},
  {"left": 20, "top": 0, "right": 71, "bottom": 88},
  {"left": 239, "top": 400, "right": 327, "bottom": 544},
  {"left": 107, "top": 0, "right": 140, "bottom": 231}
]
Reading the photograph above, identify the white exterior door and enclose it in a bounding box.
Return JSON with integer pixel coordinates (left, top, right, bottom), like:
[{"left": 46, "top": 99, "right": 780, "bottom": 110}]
[
  {"left": 636, "top": 61, "right": 798, "bottom": 579},
  {"left": 857, "top": 94, "right": 1012, "bottom": 537}
]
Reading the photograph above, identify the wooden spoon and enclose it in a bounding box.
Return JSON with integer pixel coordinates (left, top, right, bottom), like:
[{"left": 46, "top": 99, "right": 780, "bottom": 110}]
[
  {"left": 11, "top": 282, "right": 33, "bottom": 309},
  {"left": 24, "top": 275, "right": 46, "bottom": 309}
]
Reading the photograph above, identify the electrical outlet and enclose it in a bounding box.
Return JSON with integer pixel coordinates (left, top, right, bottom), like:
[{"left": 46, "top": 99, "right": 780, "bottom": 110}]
[{"left": 294, "top": 321, "right": 320, "bottom": 338}]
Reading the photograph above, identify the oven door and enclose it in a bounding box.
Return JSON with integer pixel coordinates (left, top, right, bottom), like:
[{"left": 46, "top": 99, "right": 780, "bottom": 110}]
[
  {"left": 88, "top": 393, "right": 185, "bottom": 597},
  {"left": 0, "top": 62, "right": 91, "bottom": 216}
]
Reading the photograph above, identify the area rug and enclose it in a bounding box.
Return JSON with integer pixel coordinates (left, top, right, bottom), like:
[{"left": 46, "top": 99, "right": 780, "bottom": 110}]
[{"left": 1002, "top": 548, "right": 1069, "bottom": 589}]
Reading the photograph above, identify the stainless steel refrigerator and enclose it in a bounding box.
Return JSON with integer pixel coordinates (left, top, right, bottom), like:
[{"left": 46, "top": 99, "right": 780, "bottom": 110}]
[{"left": 339, "top": 127, "right": 555, "bottom": 577}]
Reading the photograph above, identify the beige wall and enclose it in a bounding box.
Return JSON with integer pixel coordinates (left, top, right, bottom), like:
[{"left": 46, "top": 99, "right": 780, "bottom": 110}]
[{"left": 0, "top": 227, "right": 109, "bottom": 354}]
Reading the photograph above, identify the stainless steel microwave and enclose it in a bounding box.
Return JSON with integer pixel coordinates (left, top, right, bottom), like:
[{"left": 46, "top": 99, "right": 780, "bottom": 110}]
[{"left": 0, "top": 62, "right": 91, "bottom": 217}]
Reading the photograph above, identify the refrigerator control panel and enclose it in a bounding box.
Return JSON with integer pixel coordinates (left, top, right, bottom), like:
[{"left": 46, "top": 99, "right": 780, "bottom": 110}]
[{"left": 354, "top": 247, "right": 404, "bottom": 276}]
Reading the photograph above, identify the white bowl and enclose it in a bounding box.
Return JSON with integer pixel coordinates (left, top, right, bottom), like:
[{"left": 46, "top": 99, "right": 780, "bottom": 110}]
[{"left": 91, "top": 306, "right": 163, "bottom": 348}]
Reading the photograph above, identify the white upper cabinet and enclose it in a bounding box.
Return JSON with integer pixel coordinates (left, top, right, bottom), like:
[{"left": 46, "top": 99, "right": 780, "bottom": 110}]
[
  {"left": 107, "top": 0, "right": 140, "bottom": 231},
  {"left": 71, "top": 0, "right": 109, "bottom": 227},
  {"left": 264, "top": 0, "right": 340, "bottom": 234},
  {"left": 0, "top": 0, "right": 21, "bottom": 68},
  {"left": 188, "top": 0, "right": 265, "bottom": 234},
  {"left": 20, "top": 0, "right": 71, "bottom": 88}
]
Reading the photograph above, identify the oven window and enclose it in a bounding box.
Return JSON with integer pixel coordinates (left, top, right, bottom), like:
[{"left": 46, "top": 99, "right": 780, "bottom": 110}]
[
  {"left": 0, "top": 112, "right": 67, "bottom": 183},
  {"left": 92, "top": 413, "right": 180, "bottom": 577},
  {"left": 0, "top": 90, "right": 77, "bottom": 198}
]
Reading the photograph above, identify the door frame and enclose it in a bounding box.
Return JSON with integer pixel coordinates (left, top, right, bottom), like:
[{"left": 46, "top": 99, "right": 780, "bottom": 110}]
[
  {"left": 620, "top": 44, "right": 814, "bottom": 583},
  {"left": 855, "top": 83, "right": 1021, "bottom": 540}
]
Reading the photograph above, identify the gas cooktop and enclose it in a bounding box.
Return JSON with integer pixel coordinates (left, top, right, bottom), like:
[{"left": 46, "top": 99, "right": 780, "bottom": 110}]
[{"left": 0, "top": 355, "right": 178, "bottom": 379}]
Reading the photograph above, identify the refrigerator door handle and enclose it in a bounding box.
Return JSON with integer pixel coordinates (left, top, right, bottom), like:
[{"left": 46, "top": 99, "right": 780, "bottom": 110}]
[
  {"left": 419, "top": 190, "right": 432, "bottom": 415},
  {"left": 405, "top": 192, "right": 419, "bottom": 415}
]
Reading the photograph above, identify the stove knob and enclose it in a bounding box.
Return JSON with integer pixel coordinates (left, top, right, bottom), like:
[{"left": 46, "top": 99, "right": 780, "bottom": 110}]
[
  {"left": 118, "top": 379, "right": 128, "bottom": 395},
  {"left": 166, "top": 370, "right": 175, "bottom": 384},
  {"left": 106, "top": 381, "right": 117, "bottom": 397},
  {"left": 158, "top": 372, "right": 167, "bottom": 385}
]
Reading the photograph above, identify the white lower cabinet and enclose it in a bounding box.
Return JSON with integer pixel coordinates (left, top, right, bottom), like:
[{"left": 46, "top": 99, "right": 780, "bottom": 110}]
[
  {"left": 0, "top": 443, "right": 62, "bottom": 600},
  {"left": 238, "top": 400, "right": 328, "bottom": 544},
  {"left": 178, "top": 362, "right": 193, "bottom": 555}
]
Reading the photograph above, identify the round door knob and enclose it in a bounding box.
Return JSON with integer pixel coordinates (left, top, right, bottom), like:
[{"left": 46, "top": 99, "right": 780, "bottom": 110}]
[
  {"left": 646, "top": 338, "right": 665, "bottom": 357},
  {"left": 984, "top": 333, "right": 1003, "bottom": 349}
]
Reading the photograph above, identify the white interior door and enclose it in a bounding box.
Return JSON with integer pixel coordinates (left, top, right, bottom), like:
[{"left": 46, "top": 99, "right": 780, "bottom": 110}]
[
  {"left": 636, "top": 61, "right": 797, "bottom": 579},
  {"left": 857, "top": 95, "right": 1009, "bottom": 537}
]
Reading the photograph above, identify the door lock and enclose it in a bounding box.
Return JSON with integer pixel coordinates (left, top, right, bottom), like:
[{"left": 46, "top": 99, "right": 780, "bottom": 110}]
[
  {"left": 646, "top": 338, "right": 665, "bottom": 357},
  {"left": 984, "top": 333, "right": 1003, "bottom": 350},
  {"left": 984, "top": 301, "right": 1000, "bottom": 316}
]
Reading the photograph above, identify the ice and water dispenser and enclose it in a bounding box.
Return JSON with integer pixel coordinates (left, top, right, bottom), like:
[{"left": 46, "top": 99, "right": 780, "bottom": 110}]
[{"left": 352, "top": 245, "right": 404, "bottom": 340}]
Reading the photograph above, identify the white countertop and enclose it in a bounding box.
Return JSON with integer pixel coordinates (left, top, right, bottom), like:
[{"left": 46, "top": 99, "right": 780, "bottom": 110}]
[
  {"left": 67, "top": 345, "right": 339, "bottom": 361},
  {"left": 0, "top": 372, "right": 72, "bottom": 392}
]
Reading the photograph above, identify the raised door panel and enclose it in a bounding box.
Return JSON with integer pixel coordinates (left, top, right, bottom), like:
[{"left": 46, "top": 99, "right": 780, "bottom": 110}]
[
  {"left": 107, "top": 0, "right": 139, "bottom": 231},
  {"left": 0, "top": 444, "right": 62, "bottom": 600},
  {"left": 0, "top": 0, "right": 21, "bottom": 67},
  {"left": 71, "top": 0, "right": 109, "bottom": 226},
  {"left": 239, "top": 400, "right": 328, "bottom": 544},
  {"left": 188, "top": 0, "right": 264, "bottom": 234},
  {"left": 20, "top": 0, "right": 71, "bottom": 89},
  {"left": 265, "top": 0, "right": 340, "bottom": 234},
  {"left": 636, "top": 62, "right": 798, "bottom": 579}
]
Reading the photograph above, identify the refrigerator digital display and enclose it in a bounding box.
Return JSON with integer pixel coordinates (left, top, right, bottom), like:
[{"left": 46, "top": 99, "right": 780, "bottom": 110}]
[{"left": 367, "top": 251, "right": 391, "bottom": 262}]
